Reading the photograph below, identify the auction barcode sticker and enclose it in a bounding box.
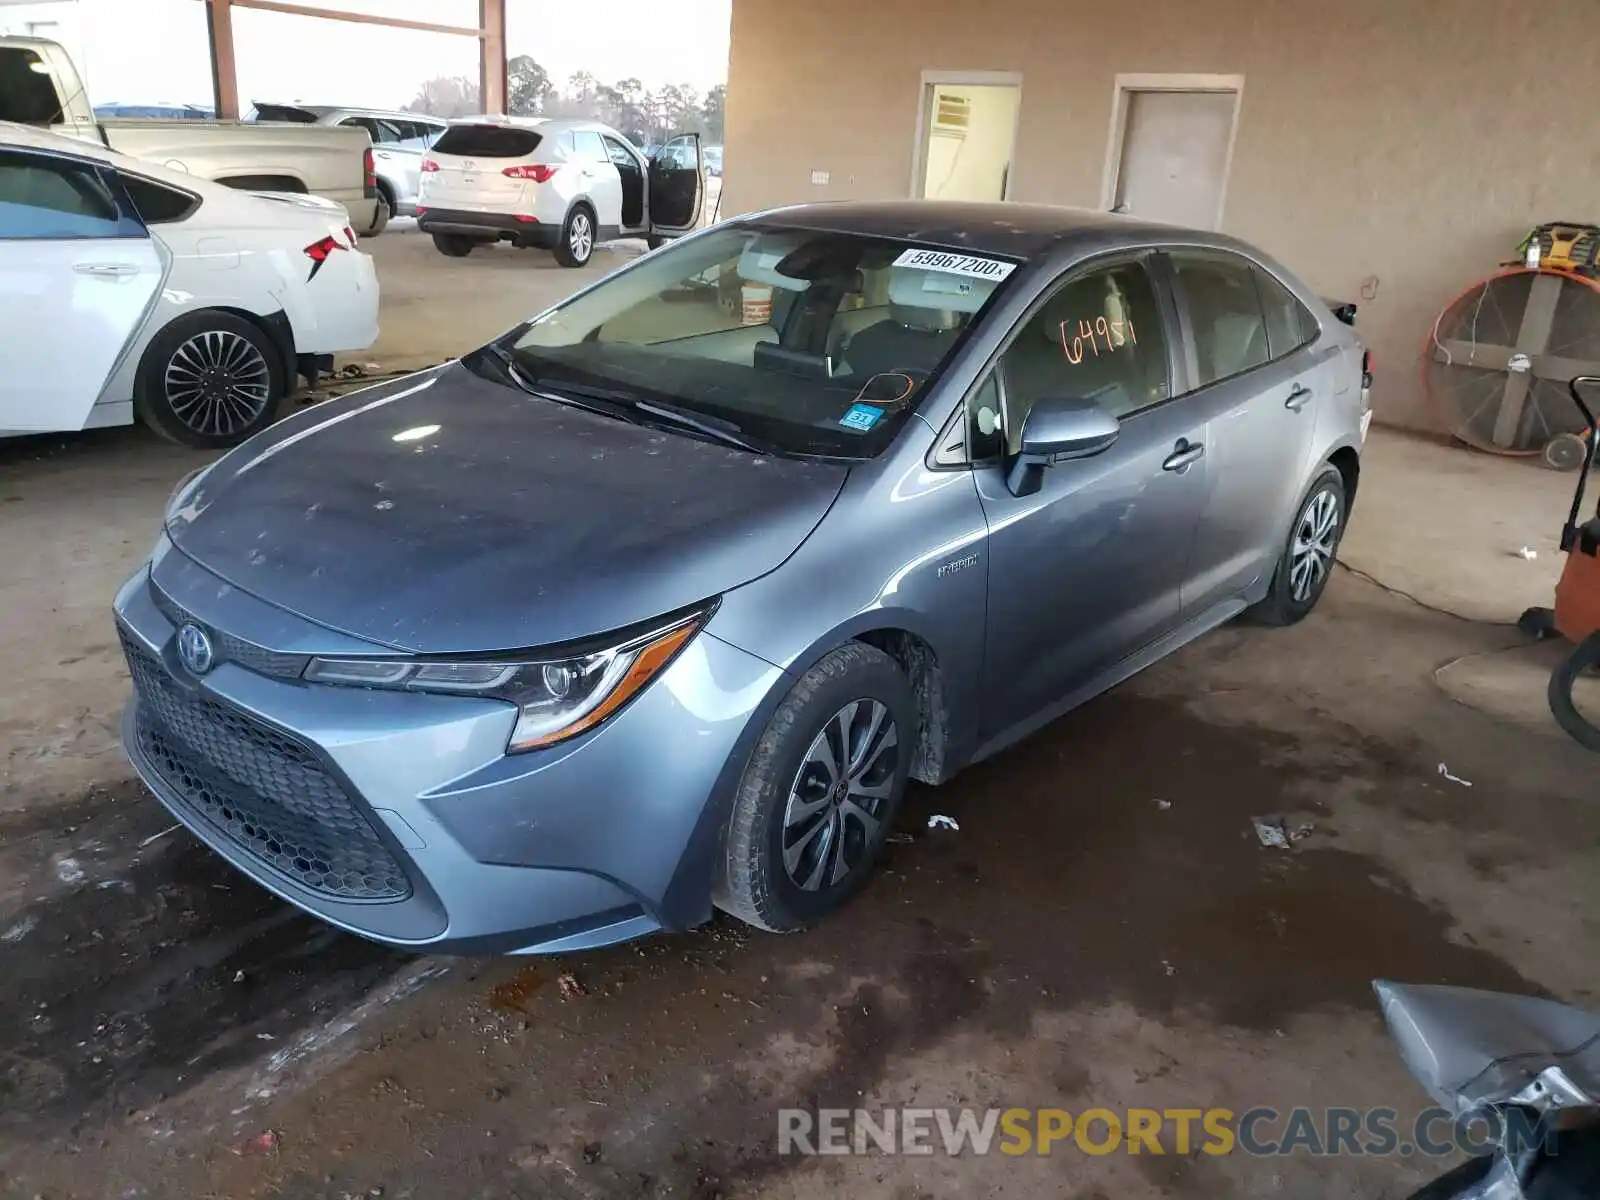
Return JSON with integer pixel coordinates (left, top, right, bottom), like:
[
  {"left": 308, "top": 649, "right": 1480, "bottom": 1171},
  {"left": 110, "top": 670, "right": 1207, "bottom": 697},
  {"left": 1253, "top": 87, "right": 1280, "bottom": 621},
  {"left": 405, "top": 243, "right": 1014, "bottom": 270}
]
[{"left": 894, "top": 248, "right": 1017, "bottom": 282}]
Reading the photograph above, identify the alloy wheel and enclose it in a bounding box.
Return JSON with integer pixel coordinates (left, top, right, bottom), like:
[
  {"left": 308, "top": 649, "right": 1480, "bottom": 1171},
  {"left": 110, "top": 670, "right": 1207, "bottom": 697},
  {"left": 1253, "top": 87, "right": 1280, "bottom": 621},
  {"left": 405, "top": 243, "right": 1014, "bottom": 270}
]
[
  {"left": 569, "top": 211, "right": 593, "bottom": 261},
  {"left": 1289, "top": 488, "right": 1340, "bottom": 602},
  {"left": 781, "top": 699, "right": 899, "bottom": 892},
  {"left": 164, "top": 330, "right": 272, "bottom": 439}
]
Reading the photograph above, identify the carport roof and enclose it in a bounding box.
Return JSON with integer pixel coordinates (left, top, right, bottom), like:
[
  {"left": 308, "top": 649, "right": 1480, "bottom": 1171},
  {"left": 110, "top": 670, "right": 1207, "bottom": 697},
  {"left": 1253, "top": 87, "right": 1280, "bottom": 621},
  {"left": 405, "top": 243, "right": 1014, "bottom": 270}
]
[{"left": 746, "top": 200, "right": 1174, "bottom": 259}]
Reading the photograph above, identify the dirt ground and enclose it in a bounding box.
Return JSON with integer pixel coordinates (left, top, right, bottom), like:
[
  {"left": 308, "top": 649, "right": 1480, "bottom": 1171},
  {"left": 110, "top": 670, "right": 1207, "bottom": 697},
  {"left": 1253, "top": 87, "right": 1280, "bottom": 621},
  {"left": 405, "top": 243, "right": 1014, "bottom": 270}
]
[{"left": 3, "top": 227, "right": 1598, "bottom": 1198}]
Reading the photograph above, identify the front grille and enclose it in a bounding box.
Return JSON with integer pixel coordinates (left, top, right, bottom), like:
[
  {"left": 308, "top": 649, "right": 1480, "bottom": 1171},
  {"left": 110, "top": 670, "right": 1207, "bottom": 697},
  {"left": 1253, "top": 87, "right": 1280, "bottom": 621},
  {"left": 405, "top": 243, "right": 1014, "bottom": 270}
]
[
  {"left": 122, "top": 633, "right": 411, "bottom": 902},
  {"left": 149, "top": 583, "right": 310, "bottom": 681}
]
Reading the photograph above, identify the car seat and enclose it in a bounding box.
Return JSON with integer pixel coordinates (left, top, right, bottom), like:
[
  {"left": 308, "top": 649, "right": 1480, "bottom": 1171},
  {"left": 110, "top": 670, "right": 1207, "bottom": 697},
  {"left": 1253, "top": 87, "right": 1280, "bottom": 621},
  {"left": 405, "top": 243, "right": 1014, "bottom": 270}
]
[{"left": 840, "top": 263, "right": 998, "bottom": 383}]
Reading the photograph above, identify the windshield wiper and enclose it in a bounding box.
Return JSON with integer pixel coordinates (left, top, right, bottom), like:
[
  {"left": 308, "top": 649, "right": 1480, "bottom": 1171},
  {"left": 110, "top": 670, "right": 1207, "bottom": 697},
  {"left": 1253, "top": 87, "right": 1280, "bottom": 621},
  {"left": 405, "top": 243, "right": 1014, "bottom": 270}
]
[
  {"left": 630, "top": 399, "right": 770, "bottom": 455},
  {"left": 482, "top": 345, "right": 637, "bottom": 422},
  {"left": 488, "top": 347, "right": 772, "bottom": 455}
]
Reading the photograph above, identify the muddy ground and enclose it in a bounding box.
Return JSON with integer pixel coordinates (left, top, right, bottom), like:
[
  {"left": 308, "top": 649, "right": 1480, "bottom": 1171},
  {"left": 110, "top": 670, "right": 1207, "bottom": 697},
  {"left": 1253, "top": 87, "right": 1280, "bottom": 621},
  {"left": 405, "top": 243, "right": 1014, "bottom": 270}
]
[{"left": 3, "top": 535, "right": 1596, "bottom": 1199}]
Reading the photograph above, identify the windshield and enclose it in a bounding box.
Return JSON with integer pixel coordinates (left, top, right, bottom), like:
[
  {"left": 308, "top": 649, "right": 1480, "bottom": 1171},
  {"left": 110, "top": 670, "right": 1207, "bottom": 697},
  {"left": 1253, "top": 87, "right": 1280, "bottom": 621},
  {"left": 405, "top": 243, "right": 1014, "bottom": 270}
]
[{"left": 493, "top": 224, "right": 1019, "bottom": 458}]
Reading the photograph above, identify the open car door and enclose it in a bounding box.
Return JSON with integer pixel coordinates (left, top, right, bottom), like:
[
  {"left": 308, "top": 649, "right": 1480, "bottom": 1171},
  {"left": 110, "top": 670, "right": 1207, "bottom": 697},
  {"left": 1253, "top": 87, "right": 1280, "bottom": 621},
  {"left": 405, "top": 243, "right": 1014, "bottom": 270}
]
[
  {"left": 647, "top": 133, "right": 704, "bottom": 237},
  {"left": 0, "top": 147, "right": 164, "bottom": 434}
]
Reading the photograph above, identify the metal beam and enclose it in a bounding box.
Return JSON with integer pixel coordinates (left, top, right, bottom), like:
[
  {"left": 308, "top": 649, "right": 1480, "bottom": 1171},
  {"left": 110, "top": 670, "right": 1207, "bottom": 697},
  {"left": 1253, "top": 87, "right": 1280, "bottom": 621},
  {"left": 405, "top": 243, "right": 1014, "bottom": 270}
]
[
  {"left": 228, "top": 0, "right": 486, "bottom": 38},
  {"left": 479, "top": 0, "right": 507, "bottom": 115},
  {"left": 205, "top": 0, "right": 240, "bottom": 119}
]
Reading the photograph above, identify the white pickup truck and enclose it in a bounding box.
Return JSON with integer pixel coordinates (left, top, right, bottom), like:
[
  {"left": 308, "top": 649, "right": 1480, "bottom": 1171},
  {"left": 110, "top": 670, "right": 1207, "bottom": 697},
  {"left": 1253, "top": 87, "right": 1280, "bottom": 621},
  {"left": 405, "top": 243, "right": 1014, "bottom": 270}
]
[{"left": 0, "top": 35, "right": 381, "bottom": 233}]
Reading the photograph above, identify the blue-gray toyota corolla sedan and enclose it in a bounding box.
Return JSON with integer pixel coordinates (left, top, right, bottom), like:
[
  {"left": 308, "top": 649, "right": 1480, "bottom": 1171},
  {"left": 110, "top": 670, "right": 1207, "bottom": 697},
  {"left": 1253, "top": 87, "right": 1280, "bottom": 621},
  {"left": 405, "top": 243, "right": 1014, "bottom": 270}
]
[{"left": 116, "top": 201, "right": 1371, "bottom": 954}]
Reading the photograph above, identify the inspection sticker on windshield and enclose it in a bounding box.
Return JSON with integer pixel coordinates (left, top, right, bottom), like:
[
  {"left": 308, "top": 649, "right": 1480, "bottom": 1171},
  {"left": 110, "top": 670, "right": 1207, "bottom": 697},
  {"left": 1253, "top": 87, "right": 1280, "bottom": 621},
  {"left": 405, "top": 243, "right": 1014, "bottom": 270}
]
[
  {"left": 839, "top": 403, "right": 884, "bottom": 432},
  {"left": 894, "top": 248, "right": 1017, "bottom": 282}
]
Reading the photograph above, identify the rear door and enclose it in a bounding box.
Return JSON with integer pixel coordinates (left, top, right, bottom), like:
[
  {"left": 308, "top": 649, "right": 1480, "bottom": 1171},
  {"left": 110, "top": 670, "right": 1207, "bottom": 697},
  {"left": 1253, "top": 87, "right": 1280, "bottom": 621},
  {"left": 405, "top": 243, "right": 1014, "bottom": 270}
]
[
  {"left": 423, "top": 122, "right": 544, "bottom": 213},
  {"left": 571, "top": 129, "right": 622, "bottom": 229},
  {"left": 647, "top": 133, "right": 704, "bottom": 234},
  {"left": 1166, "top": 249, "right": 1320, "bottom": 614},
  {"left": 0, "top": 147, "right": 163, "bottom": 433}
]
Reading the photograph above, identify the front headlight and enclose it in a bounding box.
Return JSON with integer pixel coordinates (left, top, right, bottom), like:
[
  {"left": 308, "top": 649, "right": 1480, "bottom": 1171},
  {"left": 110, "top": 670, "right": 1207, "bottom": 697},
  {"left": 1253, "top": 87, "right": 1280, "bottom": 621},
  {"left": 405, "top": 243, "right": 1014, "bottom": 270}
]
[{"left": 303, "top": 608, "right": 708, "bottom": 753}]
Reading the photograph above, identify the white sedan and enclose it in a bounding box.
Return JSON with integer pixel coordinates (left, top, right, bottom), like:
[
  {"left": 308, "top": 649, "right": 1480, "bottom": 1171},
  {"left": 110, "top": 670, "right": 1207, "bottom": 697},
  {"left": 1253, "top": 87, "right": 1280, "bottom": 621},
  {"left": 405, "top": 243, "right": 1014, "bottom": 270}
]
[{"left": 0, "top": 122, "right": 378, "bottom": 448}]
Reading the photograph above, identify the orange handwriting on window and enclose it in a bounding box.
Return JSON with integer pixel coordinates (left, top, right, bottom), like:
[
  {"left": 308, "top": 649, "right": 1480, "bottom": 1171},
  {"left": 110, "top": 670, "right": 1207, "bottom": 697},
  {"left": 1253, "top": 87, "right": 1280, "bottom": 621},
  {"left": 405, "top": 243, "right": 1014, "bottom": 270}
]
[{"left": 1058, "top": 315, "right": 1137, "bottom": 363}]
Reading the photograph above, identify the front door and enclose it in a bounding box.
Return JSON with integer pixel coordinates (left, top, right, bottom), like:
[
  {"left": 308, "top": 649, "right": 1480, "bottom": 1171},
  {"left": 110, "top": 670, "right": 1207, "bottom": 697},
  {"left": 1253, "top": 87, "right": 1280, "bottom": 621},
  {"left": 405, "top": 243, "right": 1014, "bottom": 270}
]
[
  {"left": 1165, "top": 251, "right": 1320, "bottom": 613},
  {"left": 975, "top": 255, "right": 1209, "bottom": 741},
  {"left": 647, "top": 133, "right": 704, "bottom": 234},
  {"left": 1112, "top": 89, "right": 1236, "bottom": 229},
  {"left": 0, "top": 148, "right": 162, "bottom": 433}
]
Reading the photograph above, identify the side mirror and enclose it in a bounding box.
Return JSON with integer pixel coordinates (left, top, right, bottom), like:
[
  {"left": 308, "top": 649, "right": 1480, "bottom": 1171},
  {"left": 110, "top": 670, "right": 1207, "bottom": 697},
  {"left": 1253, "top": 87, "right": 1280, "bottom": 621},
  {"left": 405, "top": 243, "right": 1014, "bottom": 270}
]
[{"left": 1005, "top": 397, "right": 1120, "bottom": 497}]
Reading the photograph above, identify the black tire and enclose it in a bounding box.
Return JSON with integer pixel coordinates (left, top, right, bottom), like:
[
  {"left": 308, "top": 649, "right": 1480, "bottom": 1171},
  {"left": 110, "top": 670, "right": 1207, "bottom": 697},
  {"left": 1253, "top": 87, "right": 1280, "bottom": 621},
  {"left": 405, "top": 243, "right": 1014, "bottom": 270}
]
[
  {"left": 1519, "top": 605, "right": 1558, "bottom": 640},
  {"left": 716, "top": 642, "right": 914, "bottom": 933},
  {"left": 646, "top": 234, "right": 666, "bottom": 251},
  {"left": 553, "top": 203, "right": 596, "bottom": 268},
  {"left": 135, "top": 311, "right": 286, "bottom": 449},
  {"left": 365, "top": 188, "right": 392, "bottom": 237},
  {"left": 1244, "top": 465, "right": 1347, "bottom": 626},
  {"left": 432, "top": 233, "right": 474, "bottom": 257},
  {"left": 1402, "top": 1155, "right": 1494, "bottom": 1200},
  {"left": 1543, "top": 431, "right": 1588, "bottom": 472},
  {"left": 1548, "top": 631, "right": 1600, "bottom": 752}
]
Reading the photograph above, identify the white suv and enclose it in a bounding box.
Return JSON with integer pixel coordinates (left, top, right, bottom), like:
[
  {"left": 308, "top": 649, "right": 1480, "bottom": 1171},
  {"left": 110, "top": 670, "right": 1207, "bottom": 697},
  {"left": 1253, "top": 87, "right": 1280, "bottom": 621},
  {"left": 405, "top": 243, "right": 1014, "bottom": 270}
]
[{"left": 416, "top": 117, "right": 705, "bottom": 267}]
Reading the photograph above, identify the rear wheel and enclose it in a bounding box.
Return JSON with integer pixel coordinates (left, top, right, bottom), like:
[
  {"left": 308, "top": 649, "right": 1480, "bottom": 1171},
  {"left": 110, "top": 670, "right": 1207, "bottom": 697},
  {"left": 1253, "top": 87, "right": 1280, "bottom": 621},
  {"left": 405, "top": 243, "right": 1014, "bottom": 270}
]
[
  {"left": 1245, "top": 466, "right": 1347, "bottom": 626},
  {"left": 431, "top": 233, "right": 475, "bottom": 257},
  {"left": 716, "top": 642, "right": 913, "bottom": 933},
  {"left": 135, "top": 311, "right": 286, "bottom": 449},
  {"left": 553, "top": 204, "right": 595, "bottom": 268},
  {"left": 365, "top": 188, "right": 392, "bottom": 237}
]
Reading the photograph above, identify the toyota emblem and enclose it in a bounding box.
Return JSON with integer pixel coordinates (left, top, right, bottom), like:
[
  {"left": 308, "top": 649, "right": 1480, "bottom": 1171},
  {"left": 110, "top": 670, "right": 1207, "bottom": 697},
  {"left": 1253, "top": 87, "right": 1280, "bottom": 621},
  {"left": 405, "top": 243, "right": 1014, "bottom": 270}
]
[{"left": 177, "top": 623, "right": 215, "bottom": 676}]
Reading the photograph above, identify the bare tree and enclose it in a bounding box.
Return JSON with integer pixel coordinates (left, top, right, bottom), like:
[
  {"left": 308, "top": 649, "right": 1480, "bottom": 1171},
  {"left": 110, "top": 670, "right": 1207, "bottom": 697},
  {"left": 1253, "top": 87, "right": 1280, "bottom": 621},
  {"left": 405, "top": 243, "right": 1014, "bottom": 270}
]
[{"left": 405, "top": 76, "right": 480, "bottom": 119}]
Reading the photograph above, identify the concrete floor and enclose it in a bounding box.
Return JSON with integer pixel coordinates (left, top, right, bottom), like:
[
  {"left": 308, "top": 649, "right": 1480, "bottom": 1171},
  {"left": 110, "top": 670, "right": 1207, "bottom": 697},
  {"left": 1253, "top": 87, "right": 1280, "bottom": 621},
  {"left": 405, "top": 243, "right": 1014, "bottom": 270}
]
[{"left": 1, "top": 237, "right": 1597, "bottom": 1198}]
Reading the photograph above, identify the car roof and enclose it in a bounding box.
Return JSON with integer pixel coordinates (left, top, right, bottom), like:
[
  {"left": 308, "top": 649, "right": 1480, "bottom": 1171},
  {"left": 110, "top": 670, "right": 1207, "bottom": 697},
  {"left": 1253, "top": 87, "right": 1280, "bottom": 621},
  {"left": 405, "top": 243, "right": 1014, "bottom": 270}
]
[
  {"left": 446, "top": 114, "right": 619, "bottom": 135},
  {"left": 742, "top": 199, "right": 1234, "bottom": 260},
  {"left": 253, "top": 103, "right": 439, "bottom": 121}
]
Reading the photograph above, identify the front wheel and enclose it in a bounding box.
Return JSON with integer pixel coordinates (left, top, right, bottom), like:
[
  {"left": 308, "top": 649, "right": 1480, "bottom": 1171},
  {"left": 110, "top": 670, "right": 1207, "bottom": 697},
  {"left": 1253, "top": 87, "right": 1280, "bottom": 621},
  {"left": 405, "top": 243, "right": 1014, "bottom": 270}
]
[
  {"left": 1245, "top": 466, "right": 1347, "bottom": 626},
  {"left": 135, "top": 311, "right": 286, "bottom": 449},
  {"left": 716, "top": 642, "right": 913, "bottom": 933},
  {"left": 553, "top": 205, "right": 595, "bottom": 268}
]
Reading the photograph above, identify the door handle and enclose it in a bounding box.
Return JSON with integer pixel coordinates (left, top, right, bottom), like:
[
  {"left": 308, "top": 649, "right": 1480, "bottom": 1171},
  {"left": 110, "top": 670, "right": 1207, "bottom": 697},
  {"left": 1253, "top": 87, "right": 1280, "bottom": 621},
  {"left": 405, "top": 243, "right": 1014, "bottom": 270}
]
[
  {"left": 1162, "top": 441, "right": 1205, "bottom": 472},
  {"left": 1285, "top": 384, "right": 1314, "bottom": 412},
  {"left": 74, "top": 263, "right": 139, "bottom": 278}
]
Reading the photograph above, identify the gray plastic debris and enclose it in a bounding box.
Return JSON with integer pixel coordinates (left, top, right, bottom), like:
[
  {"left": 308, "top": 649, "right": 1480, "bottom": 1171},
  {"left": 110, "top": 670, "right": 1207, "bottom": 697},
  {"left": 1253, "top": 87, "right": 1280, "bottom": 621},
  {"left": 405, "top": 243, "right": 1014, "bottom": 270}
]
[
  {"left": 1437, "top": 763, "right": 1473, "bottom": 787},
  {"left": 927, "top": 814, "right": 960, "bottom": 832},
  {"left": 1251, "top": 817, "right": 1292, "bottom": 849}
]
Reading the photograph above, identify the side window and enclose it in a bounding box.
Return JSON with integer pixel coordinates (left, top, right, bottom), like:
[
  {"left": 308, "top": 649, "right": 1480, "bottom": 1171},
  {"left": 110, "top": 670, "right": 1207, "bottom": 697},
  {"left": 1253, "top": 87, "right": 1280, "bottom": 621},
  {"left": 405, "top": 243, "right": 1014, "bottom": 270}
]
[
  {"left": 0, "top": 151, "right": 129, "bottom": 240},
  {"left": 965, "top": 373, "right": 1004, "bottom": 461},
  {"left": 1253, "top": 266, "right": 1317, "bottom": 360},
  {"left": 657, "top": 136, "right": 695, "bottom": 170},
  {"left": 552, "top": 130, "right": 577, "bottom": 159},
  {"left": 1172, "top": 253, "right": 1270, "bottom": 387},
  {"left": 997, "top": 258, "right": 1170, "bottom": 451},
  {"left": 602, "top": 135, "right": 636, "bottom": 170},
  {"left": 118, "top": 173, "right": 199, "bottom": 224},
  {"left": 0, "top": 47, "right": 66, "bottom": 125}
]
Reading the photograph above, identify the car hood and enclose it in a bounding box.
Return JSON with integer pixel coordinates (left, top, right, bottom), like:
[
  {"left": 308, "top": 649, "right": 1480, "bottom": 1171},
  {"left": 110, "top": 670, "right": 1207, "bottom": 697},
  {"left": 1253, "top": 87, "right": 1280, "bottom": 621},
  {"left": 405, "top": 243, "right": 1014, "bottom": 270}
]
[{"left": 166, "top": 364, "right": 849, "bottom": 653}]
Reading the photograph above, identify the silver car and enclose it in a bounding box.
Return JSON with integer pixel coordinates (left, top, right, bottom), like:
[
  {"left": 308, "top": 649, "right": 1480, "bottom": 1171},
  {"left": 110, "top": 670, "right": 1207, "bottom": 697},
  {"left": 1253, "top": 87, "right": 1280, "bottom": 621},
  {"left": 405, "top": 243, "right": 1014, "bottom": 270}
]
[
  {"left": 248, "top": 103, "right": 448, "bottom": 233},
  {"left": 114, "top": 202, "right": 1369, "bottom": 954}
]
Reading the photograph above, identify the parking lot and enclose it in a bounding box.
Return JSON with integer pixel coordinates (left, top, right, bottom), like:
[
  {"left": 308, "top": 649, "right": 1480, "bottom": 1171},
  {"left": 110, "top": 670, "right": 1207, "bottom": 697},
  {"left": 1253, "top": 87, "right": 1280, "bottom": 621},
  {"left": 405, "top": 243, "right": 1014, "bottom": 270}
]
[{"left": 0, "top": 224, "right": 1597, "bottom": 1199}]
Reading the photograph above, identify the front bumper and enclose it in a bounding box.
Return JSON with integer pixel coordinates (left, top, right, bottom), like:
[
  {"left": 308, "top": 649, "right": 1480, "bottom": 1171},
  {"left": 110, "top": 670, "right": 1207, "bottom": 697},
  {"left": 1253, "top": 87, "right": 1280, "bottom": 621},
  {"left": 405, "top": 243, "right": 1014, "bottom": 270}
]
[
  {"left": 114, "top": 542, "right": 785, "bottom": 954},
  {"left": 417, "top": 207, "right": 554, "bottom": 248}
]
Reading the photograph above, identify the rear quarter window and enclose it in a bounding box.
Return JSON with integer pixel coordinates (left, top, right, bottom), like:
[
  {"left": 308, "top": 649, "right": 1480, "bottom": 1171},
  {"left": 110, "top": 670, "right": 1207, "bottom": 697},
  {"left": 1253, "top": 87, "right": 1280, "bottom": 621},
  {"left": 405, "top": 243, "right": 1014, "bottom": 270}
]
[
  {"left": 118, "top": 173, "right": 200, "bottom": 224},
  {"left": 431, "top": 125, "right": 543, "bottom": 158}
]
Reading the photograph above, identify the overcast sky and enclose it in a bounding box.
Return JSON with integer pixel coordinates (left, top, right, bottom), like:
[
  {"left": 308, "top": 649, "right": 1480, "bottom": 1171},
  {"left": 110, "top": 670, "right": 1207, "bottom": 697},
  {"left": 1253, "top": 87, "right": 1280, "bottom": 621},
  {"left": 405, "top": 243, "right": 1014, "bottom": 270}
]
[{"left": 3, "top": 0, "right": 730, "bottom": 108}]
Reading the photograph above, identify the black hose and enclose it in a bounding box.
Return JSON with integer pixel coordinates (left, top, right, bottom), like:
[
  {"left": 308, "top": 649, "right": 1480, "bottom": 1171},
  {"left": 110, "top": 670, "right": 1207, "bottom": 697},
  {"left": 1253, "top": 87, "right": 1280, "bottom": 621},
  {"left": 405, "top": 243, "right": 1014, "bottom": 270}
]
[{"left": 1548, "top": 630, "right": 1600, "bottom": 751}]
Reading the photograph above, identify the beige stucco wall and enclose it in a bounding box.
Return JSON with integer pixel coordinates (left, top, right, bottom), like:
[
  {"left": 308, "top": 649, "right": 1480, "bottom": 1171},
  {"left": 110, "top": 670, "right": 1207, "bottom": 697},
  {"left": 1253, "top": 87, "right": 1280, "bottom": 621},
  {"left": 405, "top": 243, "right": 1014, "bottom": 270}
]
[{"left": 721, "top": 0, "right": 1599, "bottom": 431}]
